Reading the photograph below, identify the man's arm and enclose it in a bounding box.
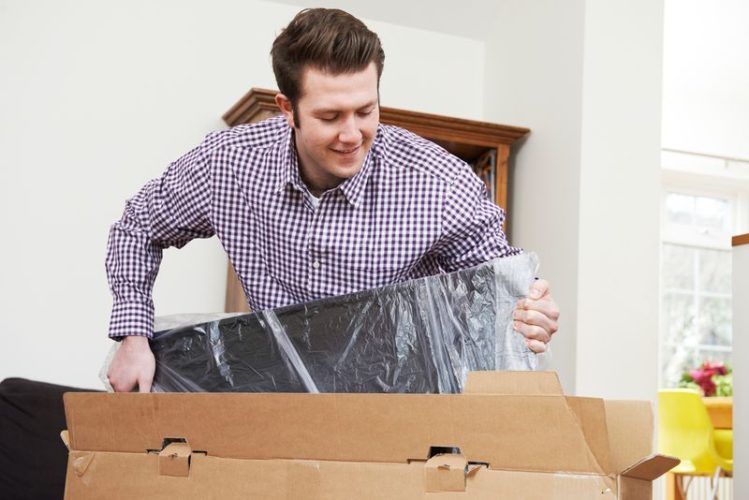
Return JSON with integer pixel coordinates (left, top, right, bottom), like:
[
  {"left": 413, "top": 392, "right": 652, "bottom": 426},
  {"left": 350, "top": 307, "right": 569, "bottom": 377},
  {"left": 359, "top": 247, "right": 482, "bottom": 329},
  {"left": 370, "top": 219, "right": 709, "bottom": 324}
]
[
  {"left": 106, "top": 143, "right": 215, "bottom": 391},
  {"left": 433, "top": 164, "right": 559, "bottom": 352}
]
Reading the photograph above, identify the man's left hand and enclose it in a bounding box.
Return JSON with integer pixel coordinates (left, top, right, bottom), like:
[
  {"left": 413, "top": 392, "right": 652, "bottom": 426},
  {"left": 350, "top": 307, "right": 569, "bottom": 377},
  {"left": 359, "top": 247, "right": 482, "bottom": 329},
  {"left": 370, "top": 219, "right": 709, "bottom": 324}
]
[{"left": 512, "top": 279, "right": 559, "bottom": 353}]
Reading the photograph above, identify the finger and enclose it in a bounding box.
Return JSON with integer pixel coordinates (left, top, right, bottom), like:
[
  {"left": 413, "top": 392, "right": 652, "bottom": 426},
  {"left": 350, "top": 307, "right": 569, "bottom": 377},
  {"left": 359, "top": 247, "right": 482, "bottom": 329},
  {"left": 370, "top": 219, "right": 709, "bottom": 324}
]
[
  {"left": 526, "top": 339, "right": 547, "bottom": 353},
  {"left": 516, "top": 296, "right": 560, "bottom": 323},
  {"left": 513, "top": 321, "right": 551, "bottom": 344},
  {"left": 528, "top": 279, "right": 550, "bottom": 300},
  {"left": 512, "top": 308, "right": 557, "bottom": 335},
  {"left": 111, "top": 378, "right": 136, "bottom": 393},
  {"left": 138, "top": 374, "right": 153, "bottom": 393}
]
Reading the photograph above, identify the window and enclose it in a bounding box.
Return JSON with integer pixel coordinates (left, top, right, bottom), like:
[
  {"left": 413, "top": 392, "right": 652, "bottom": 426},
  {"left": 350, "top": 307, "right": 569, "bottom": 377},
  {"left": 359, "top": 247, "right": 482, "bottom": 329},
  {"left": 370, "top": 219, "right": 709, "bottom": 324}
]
[
  {"left": 659, "top": 149, "right": 749, "bottom": 388},
  {"left": 660, "top": 192, "right": 733, "bottom": 387}
]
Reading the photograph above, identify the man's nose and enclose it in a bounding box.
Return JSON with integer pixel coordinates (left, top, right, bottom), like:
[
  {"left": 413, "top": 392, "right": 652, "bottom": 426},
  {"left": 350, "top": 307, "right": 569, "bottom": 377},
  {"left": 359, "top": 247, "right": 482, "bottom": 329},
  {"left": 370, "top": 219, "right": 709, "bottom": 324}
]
[{"left": 338, "top": 116, "right": 362, "bottom": 144}]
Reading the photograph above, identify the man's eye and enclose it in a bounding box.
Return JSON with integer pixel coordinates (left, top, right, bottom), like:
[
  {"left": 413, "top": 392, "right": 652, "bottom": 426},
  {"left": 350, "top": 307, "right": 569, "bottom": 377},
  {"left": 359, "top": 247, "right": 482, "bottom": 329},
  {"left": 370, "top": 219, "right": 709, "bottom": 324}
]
[
  {"left": 358, "top": 110, "right": 373, "bottom": 117},
  {"left": 319, "top": 116, "right": 337, "bottom": 122}
]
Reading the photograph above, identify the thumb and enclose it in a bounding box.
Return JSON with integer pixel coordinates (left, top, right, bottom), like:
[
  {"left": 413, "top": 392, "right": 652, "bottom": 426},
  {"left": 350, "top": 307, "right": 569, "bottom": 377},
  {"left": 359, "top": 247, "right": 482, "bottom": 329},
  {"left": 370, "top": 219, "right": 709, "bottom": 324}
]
[{"left": 529, "top": 278, "right": 549, "bottom": 299}]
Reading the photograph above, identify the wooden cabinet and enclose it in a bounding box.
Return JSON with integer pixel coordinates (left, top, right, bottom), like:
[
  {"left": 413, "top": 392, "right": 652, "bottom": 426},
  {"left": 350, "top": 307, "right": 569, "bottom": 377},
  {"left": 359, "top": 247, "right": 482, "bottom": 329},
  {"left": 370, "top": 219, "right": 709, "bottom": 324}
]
[{"left": 222, "top": 88, "right": 530, "bottom": 312}]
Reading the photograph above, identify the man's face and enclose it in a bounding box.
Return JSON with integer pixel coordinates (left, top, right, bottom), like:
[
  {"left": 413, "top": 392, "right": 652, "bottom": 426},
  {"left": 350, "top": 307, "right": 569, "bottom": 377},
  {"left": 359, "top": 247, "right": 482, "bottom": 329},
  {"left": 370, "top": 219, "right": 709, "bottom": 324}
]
[{"left": 276, "top": 63, "right": 380, "bottom": 195}]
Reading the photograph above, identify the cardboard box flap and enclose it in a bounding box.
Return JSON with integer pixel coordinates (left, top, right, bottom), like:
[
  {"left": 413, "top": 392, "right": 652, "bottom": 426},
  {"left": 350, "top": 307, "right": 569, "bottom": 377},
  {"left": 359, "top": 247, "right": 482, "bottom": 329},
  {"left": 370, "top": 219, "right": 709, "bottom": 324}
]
[
  {"left": 603, "top": 400, "right": 654, "bottom": 473},
  {"left": 158, "top": 442, "right": 192, "bottom": 477},
  {"left": 620, "top": 455, "right": 680, "bottom": 481},
  {"left": 564, "top": 397, "right": 611, "bottom": 474},
  {"left": 424, "top": 454, "right": 468, "bottom": 492},
  {"left": 64, "top": 389, "right": 614, "bottom": 475},
  {"left": 464, "top": 371, "right": 563, "bottom": 395}
]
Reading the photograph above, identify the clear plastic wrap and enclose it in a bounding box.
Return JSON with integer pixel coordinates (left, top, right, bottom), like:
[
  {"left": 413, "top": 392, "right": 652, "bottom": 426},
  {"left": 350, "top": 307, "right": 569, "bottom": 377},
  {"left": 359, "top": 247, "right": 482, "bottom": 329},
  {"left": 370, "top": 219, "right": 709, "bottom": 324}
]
[{"left": 108, "top": 253, "right": 541, "bottom": 393}]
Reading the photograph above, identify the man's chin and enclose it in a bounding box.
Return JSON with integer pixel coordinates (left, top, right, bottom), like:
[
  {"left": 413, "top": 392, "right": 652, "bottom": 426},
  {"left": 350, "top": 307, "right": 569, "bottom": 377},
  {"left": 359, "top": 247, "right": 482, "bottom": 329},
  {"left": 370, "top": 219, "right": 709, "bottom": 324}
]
[
  {"left": 330, "top": 156, "right": 365, "bottom": 175},
  {"left": 332, "top": 165, "right": 362, "bottom": 180}
]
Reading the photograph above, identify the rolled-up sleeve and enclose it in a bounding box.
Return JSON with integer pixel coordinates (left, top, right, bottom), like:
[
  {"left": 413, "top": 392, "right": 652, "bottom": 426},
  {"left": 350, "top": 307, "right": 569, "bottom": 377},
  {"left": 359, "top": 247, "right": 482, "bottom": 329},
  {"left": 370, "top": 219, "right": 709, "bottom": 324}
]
[{"left": 106, "top": 144, "right": 214, "bottom": 339}]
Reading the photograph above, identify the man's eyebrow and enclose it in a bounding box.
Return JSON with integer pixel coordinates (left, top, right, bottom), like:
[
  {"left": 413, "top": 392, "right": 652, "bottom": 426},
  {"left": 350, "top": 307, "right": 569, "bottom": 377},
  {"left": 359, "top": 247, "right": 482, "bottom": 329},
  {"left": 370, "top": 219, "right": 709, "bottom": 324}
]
[{"left": 312, "top": 100, "right": 379, "bottom": 113}]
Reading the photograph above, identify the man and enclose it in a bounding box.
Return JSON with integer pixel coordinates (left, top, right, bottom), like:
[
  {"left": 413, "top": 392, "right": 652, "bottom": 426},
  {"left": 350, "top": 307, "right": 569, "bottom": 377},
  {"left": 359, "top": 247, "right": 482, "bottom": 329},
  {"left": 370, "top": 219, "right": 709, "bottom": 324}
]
[{"left": 107, "top": 8, "right": 559, "bottom": 393}]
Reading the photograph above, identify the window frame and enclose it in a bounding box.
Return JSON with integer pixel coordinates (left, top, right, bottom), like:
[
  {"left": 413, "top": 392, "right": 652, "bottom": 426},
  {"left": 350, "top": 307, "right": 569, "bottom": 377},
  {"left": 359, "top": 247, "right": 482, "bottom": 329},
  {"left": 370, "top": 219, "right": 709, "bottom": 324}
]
[{"left": 659, "top": 165, "right": 748, "bottom": 388}]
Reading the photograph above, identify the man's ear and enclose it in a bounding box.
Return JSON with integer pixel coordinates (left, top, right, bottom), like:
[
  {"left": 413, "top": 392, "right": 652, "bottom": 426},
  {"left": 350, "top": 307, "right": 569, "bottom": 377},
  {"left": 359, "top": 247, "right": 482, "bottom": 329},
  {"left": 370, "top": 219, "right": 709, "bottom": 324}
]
[{"left": 275, "top": 93, "right": 295, "bottom": 128}]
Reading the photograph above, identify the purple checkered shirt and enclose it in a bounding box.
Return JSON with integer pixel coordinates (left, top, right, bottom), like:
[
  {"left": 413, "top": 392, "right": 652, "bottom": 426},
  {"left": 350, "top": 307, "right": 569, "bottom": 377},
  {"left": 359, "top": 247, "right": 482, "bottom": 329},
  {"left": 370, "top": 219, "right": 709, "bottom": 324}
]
[{"left": 106, "top": 115, "right": 521, "bottom": 339}]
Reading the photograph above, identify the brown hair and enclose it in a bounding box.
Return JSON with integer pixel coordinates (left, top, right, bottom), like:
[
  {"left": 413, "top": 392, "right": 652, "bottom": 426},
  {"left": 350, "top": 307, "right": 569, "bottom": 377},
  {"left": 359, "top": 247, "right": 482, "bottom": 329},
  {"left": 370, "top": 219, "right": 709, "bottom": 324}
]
[{"left": 271, "top": 8, "right": 385, "bottom": 124}]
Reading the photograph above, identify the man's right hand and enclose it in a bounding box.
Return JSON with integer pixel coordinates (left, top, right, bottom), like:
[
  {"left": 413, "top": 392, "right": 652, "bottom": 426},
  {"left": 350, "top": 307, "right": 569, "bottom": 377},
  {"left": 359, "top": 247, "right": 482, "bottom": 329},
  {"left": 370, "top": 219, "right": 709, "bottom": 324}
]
[{"left": 107, "top": 336, "right": 155, "bottom": 392}]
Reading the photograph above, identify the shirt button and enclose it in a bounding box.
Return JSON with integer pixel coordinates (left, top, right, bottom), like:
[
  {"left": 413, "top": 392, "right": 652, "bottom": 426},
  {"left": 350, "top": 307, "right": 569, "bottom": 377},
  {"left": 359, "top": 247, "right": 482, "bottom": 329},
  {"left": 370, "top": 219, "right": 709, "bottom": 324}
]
[{"left": 312, "top": 260, "right": 321, "bottom": 269}]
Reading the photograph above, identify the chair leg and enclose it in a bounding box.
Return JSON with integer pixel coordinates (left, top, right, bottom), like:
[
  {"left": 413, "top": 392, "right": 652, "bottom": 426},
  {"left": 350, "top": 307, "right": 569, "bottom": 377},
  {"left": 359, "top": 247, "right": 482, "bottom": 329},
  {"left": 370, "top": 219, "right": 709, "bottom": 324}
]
[
  {"left": 666, "top": 473, "right": 686, "bottom": 500},
  {"left": 680, "top": 475, "right": 692, "bottom": 500},
  {"left": 709, "top": 467, "right": 721, "bottom": 500}
]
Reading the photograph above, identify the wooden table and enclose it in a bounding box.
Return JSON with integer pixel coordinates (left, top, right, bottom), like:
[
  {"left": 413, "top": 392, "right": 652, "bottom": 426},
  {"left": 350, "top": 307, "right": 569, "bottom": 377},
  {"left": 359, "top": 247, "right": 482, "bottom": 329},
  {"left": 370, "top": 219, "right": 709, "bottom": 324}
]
[{"left": 704, "top": 397, "right": 732, "bottom": 429}]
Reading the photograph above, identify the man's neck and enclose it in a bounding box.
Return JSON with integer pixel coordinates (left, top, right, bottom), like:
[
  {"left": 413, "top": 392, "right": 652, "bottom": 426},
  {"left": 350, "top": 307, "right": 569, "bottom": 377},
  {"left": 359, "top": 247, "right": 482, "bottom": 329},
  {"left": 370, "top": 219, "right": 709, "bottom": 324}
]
[
  {"left": 293, "top": 140, "right": 343, "bottom": 197},
  {"left": 299, "top": 169, "right": 341, "bottom": 198}
]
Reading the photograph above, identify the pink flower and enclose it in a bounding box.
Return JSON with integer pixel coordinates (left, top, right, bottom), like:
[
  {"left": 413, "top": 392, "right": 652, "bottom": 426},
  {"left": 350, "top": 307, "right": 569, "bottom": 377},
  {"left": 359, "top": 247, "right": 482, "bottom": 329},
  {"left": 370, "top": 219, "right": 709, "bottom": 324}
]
[
  {"left": 688, "top": 362, "right": 728, "bottom": 397},
  {"left": 680, "top": 361, "right": 731, "bottom": 397}
]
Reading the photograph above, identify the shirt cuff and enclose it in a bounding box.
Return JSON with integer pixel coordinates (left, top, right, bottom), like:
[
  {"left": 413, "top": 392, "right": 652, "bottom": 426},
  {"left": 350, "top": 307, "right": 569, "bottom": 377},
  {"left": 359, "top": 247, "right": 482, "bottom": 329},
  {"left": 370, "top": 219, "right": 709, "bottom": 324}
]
[{"left": 108, "top": 300, "right": 155, "bottom": 340}]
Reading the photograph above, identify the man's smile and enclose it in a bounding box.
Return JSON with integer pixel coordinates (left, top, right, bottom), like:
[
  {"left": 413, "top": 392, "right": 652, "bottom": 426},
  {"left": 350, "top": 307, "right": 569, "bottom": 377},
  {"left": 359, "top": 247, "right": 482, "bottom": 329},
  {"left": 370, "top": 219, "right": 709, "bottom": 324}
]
[{"left": 330, "top": 145, "right": 361, "bottom": 155}]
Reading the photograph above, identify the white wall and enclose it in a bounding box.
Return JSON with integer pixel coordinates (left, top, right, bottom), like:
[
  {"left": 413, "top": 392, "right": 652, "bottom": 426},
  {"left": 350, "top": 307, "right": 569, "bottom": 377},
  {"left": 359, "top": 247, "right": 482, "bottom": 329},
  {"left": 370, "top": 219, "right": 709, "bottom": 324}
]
[
  {"left": 484, "top": 0, "right": 664, "bottom": 399},
  {"left": 483, "top": 0, "right": 585, "bottom": 394},
  {"left": 662, "top": 0, "right": 749, "bottom": 159},
  {"left": 575, "top": 0, "right": 664, "bottom": 399},
  {"left": 734, "top": 240, "right": 749, "bottom": 497},
  {"left": 0, "top": 0, "right": 484, "bottom": 388}
]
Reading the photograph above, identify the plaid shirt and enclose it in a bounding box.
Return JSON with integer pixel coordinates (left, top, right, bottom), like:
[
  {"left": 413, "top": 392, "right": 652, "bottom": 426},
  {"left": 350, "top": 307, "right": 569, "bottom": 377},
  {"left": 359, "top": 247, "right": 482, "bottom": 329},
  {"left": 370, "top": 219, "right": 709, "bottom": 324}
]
[{"left": 106, "top": 115, "right": 521, "bottom": 339}]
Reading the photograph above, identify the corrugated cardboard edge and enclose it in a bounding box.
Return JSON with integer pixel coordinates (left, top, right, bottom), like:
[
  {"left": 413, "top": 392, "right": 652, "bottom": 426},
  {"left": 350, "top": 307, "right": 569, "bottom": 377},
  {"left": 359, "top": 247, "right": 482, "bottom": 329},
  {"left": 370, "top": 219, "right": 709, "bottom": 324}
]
[
  {"left": 464, "top": 371, "right": 563, "bottom": 395},
  {"left": 620, "top": 455, "right": 680, "bottom": 481}
]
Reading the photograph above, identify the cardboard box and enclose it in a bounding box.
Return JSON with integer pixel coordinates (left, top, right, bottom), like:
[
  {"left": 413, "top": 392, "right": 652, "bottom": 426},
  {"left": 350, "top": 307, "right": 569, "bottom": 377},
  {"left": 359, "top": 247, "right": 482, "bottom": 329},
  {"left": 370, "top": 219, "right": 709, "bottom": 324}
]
[{"left": 62, "top": 372, "right": 677, "bottom": 499}]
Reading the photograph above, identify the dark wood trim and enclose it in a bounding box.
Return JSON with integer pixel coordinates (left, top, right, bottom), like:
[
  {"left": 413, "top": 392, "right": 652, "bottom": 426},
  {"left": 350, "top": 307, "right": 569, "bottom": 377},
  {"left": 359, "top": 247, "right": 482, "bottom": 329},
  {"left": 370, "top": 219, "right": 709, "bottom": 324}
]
[
  {"left": 379, "top": 106, "right": 529, "bottom": 146},
  {"left": 223, "top": 88, "right": 279, "bottom": 126},
  {"left": 496, "top": 144, "right": 510, "bottom": 212},
  {"left": 225, "top": 263, "right": 251, "bottom": 313},
  {"left": 733, "top": 233, "right": 749, "bottom": 247},
  {"left": 222, "top": 88, "right": 530, "bottom": 147}
]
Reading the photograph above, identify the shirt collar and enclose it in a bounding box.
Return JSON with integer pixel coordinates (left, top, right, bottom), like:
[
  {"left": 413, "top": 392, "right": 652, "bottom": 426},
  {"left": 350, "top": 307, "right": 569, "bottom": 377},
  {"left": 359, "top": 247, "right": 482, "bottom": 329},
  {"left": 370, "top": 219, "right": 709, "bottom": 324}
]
[
  {"left": 337, "top": 153, "right": 374, "bottom": 206},
  {"left": 274, "top": 126, "right": 301, "bottom": 194},
  {"left": 274, "top": 123, "right": 384, "bottom": 207}
]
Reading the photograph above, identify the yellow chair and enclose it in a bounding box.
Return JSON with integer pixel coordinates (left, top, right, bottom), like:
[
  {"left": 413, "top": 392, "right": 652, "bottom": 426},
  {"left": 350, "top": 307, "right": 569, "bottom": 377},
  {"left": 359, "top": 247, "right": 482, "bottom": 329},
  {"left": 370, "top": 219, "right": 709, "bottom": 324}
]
[{"left": 658, "top": 389, "right": 733, "bottom": 500}]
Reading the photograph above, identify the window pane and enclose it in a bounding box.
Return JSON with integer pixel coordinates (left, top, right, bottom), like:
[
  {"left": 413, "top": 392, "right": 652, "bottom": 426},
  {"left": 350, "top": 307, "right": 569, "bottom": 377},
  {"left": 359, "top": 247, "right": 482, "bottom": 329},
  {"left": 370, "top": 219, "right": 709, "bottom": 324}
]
[
  {"left": 698, "top": 296, "right": 732, "bottom": 347},
  {"left": 661, "top": 344, "right": 703, "bottom": 388},
  {"left": 662, "top": 292, "right": 696, "bottom": 345},
  {"left": 699, "top": 247, "right": 731, "bottom": 293},
  {"left": 666, "top": 193, "right": 694, "bottom": 225},
  {"left": 662, "top": 243, "right": 694, "bottom": 290},
  {"left": 695, "top": 196, "right": 730, "bottom": 232},
  {"left": 695, "top": 347, "right": 731, "bottom": 367}
]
